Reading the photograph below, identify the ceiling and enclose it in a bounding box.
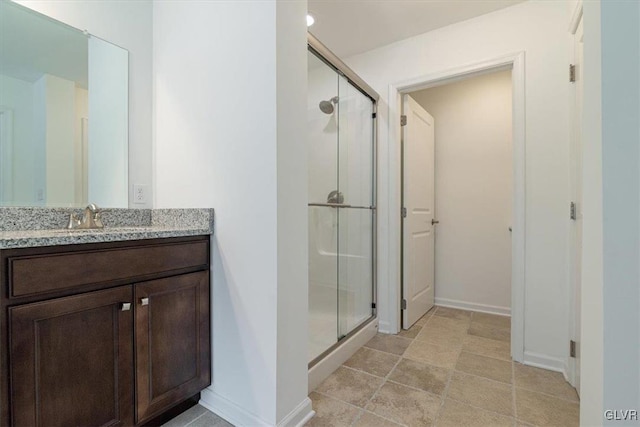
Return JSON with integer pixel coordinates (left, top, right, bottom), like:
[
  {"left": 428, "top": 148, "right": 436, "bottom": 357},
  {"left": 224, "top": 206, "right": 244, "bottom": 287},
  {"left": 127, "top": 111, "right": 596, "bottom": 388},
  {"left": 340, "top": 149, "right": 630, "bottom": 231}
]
[{"left": 307, "top": 0, "right": 526, "bottom": 58}]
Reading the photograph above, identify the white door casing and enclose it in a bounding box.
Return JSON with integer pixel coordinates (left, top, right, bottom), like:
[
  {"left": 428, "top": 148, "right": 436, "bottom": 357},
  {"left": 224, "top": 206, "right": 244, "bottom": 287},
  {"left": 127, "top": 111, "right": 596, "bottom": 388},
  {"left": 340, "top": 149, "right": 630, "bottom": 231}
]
[
  {"left": 387, "top": 53, "right": 525, "bottom": 363},
  {"left": 401, "top": 94, "right": 435, "bottom": 328},
  {"left": 568, "top": 16, "right": 584, "bottom": 393}
]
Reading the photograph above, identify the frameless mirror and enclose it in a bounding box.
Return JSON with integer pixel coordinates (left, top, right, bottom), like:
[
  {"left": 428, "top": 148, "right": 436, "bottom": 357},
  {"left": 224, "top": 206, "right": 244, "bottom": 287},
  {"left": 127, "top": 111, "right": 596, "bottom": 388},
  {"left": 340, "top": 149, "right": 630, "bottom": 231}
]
[{"left": 0, "top": 0, "right": 128, "bottom": 208}]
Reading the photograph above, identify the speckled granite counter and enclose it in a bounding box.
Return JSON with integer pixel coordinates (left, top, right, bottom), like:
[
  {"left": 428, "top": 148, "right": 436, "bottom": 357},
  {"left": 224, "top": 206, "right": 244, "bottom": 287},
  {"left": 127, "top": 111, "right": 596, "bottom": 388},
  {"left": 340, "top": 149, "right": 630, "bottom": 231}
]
[{"left": 0, "top": 208, "right": 214, "bottom": 249}]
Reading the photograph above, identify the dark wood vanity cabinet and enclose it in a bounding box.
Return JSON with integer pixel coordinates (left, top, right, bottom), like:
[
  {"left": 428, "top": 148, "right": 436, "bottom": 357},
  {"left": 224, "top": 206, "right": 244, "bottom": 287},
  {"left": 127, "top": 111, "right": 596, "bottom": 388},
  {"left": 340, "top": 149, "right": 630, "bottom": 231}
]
[
  {"left": 0, "top": 236, "right": 211, "bottom": 427},
  {"left": 135, "top": 271, "right": 210, "bottom": 424}
]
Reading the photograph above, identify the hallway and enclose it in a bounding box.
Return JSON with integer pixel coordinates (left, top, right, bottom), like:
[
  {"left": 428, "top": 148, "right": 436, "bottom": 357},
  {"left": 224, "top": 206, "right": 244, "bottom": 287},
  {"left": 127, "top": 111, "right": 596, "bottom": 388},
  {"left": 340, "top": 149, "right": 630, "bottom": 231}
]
[{"left": 308, "top": 307, "right": 579, "bottom": 426}]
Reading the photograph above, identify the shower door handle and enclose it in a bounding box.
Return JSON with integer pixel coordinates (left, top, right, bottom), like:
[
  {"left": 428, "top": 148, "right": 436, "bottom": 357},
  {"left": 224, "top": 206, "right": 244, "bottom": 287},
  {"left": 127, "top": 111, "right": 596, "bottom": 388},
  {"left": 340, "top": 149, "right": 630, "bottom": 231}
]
[
  {"left": 308, "top": 202, "right": 352, "bottom": 208},
  {"left": 308, "top": 203, "right": 376, "bottom": 210}
]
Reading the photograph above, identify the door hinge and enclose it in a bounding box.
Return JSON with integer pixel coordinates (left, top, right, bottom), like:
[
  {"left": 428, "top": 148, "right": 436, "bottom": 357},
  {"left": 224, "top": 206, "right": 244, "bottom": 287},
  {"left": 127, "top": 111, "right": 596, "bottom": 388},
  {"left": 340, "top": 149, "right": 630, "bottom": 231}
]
[
  {"left": 570, "top": 340, "right": 577, "bottom": 358},
  {"left": 569, "top": 64, "right": 576, "bottom": 83},
  {"left": 402, "top": 207, "right": 407, "bottom": 218},
  {"left": 570, "top": 202, "right": 577, "bottom": 220},
  {"left": 372, "top": 112, "right": 377, "bottom": 119},
  {"left": 401, "top": 299, "right": 407, "bottom": 310},
  {"left": 371, "top": 302, "right": 376, "bottom": 309},
  {"left": 400, "top": 115, "right": 407, "bottom": 126}
]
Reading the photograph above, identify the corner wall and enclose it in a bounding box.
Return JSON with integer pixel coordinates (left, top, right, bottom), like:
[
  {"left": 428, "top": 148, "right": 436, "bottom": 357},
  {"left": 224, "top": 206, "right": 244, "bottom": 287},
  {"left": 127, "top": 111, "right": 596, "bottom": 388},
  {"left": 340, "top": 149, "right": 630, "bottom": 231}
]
[
  {"left": 343, "top": 0, "right": 571, "bottom": 370},
  {"left": 153, "top": 1, "right": 311, "bottom": 425}
]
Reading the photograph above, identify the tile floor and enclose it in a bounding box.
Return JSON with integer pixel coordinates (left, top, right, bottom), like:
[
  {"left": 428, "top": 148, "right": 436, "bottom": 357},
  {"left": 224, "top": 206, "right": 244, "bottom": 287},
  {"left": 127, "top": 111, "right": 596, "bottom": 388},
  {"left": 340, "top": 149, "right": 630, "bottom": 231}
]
[
  {"left": 161, "top": 404, "right": 232, "bottom": 427},
  {"left": 308, "top": 306, "right": 580, "bottom": 427},
  {"left": 164, "top": 306, "right": 579, "bottom": 427}
]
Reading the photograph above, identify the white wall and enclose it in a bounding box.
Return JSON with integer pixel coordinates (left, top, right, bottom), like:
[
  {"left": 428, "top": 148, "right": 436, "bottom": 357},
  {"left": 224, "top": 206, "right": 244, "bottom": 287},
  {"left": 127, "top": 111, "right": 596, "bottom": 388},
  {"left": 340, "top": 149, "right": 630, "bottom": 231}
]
[
  {"left": 344, "top": 0, "right": 571, "bottom": 370},
  {"left": 600, "top": 0, "right": 640, "bottom": 423},
  {"left": 411, "top": 70, "right": 512, "bottom": 315},
  {"left": 154, "top": 1, "right": 311, "bottom": 426},
  {"left": 16, "top": 0, "right": 153, "bottom": 208}
]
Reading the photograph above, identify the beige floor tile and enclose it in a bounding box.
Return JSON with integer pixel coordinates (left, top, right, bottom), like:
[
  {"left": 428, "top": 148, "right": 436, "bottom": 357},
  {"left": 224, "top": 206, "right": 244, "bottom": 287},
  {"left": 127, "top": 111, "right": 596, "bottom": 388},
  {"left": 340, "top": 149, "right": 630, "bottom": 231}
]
[
  {"left": 470, "top": 312, "right": 511, "bottom": 329},
  {"left": 455, "top": 351, "right": 512, "bottom": 384},
  {"left": 315, "top": 367, "right": 383, "bottom": 408},
  {"left": 468, "top": 323, "right": 510, "bottom": 342},
  {"left": 365, "top": 333, "right": 413, "bottom": 356},
  {"left": 398, "top": 323, "right": 423, "bottom": 339},
  {"left": 307, "top": 392, "right": 361, "bottom": 427},
  {"left": 188, "top": 412, "right": 233, "bottom": 427},
  {"left": 425, "top": 315, "right": 470, "bottom": 333},
  {"left": 447, "top": 372, "right": 514, "bottom": 416},
  {"left": 404, "top": 339, "right": 460, "bottom": 369},
  {"left": 515, "top": 388, "right": 579, "bottom": 427},
  {"left": 462, "top": 335, "right": 511, "bottom": 361},
  {"left": 437, "top": 399, "right": 514, "bottom": 427},
  {"left": 434, "top": 306, "right": 473, "bottom": 321},
  {"left": 344, "top": 347, "right": 400, "bottom": 378},
  {"left": 415, "top": 307, "right": 436, "bottom": 326},
  {"left": 366, "top": 382, "right": 440, "bottom": 427},
  {"left": 388, "top": 358, "right": 450, "bottom": 396},
  {"left": 514, "top": 363, "right": 578, "bottom": 402},
  {"left": 415, "top": 325, "right": 465, "bottom": 349},
  {"left": 354, "top": 411, "right": 403, "bottom": 427}
]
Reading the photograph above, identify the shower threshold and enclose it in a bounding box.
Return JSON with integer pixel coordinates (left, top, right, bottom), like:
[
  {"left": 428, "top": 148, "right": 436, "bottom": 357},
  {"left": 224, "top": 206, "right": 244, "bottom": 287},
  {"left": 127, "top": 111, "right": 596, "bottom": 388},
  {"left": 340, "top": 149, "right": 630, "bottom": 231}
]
[{"left": 308, "top": 316, "right": 378, "bottom": 393}]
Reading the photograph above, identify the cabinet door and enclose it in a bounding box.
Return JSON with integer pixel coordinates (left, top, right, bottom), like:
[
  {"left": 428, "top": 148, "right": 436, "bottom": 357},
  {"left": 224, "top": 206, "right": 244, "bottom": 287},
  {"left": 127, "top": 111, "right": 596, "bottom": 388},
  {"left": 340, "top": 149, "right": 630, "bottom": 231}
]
[
  {"left": 9, "top": 286, "right": 134, "bottom": 427},
  {"left": 135, "top": 271, "right": 210, "bottom": 423}
]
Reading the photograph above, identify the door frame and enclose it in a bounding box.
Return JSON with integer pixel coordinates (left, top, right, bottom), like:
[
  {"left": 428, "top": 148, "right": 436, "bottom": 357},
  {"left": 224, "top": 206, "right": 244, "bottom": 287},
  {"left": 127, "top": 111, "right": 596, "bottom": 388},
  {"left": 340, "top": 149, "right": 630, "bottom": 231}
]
[
  {"left": 387, "top": 52, "right": 526, "bottom": 362},
  {"left": 567, "top": 1, "right": 583, "bottom": 388}
]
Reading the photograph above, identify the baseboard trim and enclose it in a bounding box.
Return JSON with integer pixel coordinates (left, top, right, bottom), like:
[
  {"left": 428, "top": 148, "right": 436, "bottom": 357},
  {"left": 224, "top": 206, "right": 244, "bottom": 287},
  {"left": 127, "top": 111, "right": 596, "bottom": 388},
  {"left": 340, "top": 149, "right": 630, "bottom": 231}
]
[
  {"left": 200, "top": 387, "right": 269, "bottom": 427},
  {"left": 200, "top": 389, "right": 314, "bottom": 427},
  {"left": 523, "top": 351, "right": 566, "bottom": 374},
  {"left": 378, "top": 320, "right": 392, "bottom": 334},
  {"left": 277, "top": 397, "right": 315, "bottom": 427},
  {"left": 435, "top": 297, "right": 511, "bottom": 316}
]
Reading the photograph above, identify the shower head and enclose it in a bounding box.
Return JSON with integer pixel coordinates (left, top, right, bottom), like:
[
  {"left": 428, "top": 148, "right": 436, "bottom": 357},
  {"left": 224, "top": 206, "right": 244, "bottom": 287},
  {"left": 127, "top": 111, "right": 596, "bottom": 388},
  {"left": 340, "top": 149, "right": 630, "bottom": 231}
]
[{"left": 319, "top": 96, "right": 339, "bottom": 114}]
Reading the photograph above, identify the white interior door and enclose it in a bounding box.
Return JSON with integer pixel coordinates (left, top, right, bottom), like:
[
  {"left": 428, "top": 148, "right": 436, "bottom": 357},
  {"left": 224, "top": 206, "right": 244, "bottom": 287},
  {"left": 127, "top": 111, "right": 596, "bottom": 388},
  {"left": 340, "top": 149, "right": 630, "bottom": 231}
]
[
  {"left": 569, "top": 18, "right": 584, "bottom": 394},
  {"left": 402, "top": 94, "right": 435, "bottom": 328}
]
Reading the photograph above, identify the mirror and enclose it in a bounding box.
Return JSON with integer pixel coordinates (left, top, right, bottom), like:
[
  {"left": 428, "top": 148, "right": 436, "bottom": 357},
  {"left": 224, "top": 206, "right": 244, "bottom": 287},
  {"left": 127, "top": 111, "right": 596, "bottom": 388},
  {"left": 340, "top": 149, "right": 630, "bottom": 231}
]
[{"left": 0, "top": 0, "right": 128, "bottom": 208}]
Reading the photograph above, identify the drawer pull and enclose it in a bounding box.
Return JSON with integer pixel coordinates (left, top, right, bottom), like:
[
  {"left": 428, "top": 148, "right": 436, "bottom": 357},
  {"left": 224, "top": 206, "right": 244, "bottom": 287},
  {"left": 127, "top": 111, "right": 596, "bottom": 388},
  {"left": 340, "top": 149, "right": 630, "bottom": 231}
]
[
  {"left": 140, "top": 297, "right": 149, "bottom": 306},
  {"left": 120, "top": 302, "right": 131, "bottom": 311}
]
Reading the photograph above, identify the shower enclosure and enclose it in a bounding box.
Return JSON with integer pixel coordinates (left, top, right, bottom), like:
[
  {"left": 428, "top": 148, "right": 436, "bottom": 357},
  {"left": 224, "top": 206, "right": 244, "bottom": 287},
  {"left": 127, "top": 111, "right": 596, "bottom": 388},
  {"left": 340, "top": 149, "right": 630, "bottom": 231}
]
[{"left": 307, "top": 35, "right": 378, "bottom": 365}]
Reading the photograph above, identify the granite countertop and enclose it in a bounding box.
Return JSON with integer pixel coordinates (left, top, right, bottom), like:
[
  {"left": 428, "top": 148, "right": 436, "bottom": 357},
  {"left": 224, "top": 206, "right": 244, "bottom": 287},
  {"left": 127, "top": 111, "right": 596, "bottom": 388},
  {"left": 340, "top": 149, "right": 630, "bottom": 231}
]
[{"left": 0, "top": 208, "right": 214, "bottom": 249}]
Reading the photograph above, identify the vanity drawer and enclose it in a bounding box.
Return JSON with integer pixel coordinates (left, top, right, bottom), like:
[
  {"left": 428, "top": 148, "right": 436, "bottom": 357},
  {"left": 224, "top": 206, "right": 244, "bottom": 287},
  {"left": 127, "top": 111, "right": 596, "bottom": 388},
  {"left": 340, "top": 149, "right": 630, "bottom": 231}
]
[{"left": 5, "top": 238, "right": 209, "bottom": 298}]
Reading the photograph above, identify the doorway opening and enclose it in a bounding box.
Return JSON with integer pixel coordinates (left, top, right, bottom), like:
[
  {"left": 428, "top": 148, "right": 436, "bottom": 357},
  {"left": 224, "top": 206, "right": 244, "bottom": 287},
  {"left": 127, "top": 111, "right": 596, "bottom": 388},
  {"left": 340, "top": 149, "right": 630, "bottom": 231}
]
[
  {"left": 393, "top": 53, "right": 526, "bottom": 361},
  {"left": 402, "top": 68, "right": 513, "bottom": 325}
]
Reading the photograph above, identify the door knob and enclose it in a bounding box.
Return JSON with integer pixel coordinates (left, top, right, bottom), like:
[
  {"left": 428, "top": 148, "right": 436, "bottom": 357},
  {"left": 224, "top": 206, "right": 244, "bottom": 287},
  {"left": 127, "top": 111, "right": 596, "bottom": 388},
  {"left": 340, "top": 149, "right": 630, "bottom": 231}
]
[
  {"left": 120, "top": 302, "right": 131, "bottom": 311},
  {"left": 432, "top": 219, "right": 439, "bottom": 225},
  {"left": 140, "top": 297, "right": 149, "bottom": 306}
]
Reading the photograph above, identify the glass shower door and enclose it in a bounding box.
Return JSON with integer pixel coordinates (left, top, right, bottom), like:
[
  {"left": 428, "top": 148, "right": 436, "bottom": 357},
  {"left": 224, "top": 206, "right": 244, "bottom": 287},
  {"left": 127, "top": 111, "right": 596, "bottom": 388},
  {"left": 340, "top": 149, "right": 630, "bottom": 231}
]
[
  {"left": 337, "top": 75, "right": 375, "bottom": 339},
  {"left": 308, "top": 50, "right": 339, "bottom": 362},
  {"left": 308, "top": 48, "right": 375, "bottom": 364}
]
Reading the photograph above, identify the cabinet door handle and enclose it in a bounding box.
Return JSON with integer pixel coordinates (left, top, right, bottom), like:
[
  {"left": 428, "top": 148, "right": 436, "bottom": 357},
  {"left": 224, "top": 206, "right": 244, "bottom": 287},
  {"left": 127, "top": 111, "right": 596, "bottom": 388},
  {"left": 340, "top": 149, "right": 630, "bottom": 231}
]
[
  {"left": 140, "top": 297, "right": 149, "bottom": 306},
  {"left": 120, "top": 302, "right": 132, "bottom": 311}
]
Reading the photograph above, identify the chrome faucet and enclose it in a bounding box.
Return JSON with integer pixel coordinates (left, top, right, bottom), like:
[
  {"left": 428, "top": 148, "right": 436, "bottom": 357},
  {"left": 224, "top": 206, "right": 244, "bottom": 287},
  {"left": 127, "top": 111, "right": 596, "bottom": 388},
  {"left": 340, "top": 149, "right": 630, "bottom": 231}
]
[{"left": 67, "top": 203, "right": 104, "bottom": 229}]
